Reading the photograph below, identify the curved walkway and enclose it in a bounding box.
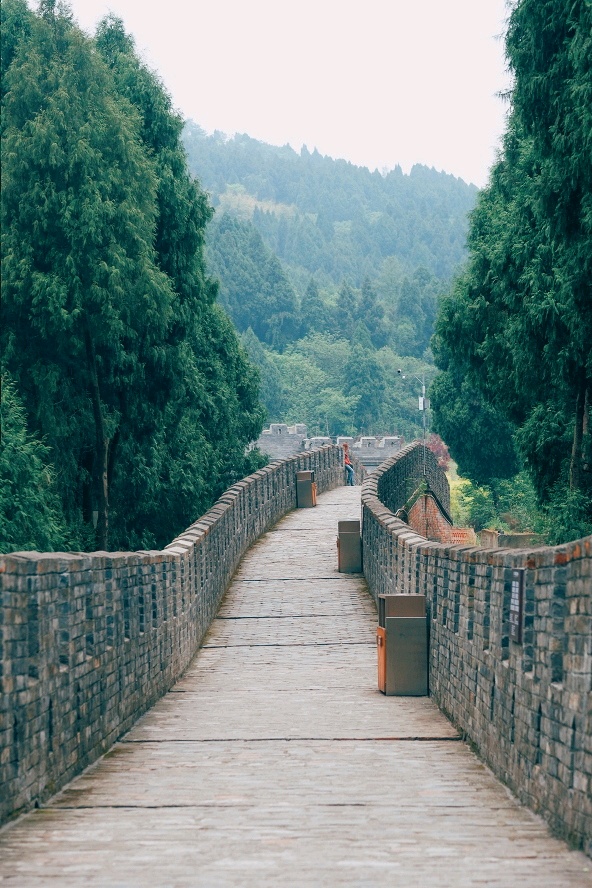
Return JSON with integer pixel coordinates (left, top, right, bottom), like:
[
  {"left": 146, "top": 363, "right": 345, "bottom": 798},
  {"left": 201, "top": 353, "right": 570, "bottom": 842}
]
[{"left": 1, "top": 486, "right": 590, "bottom": 886}]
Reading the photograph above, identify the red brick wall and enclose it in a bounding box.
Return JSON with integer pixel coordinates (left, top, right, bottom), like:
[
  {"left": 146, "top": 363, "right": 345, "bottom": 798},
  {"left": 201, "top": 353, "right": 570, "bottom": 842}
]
[{"left": 450, "top": 527, "right": 477, "bottom": 545}]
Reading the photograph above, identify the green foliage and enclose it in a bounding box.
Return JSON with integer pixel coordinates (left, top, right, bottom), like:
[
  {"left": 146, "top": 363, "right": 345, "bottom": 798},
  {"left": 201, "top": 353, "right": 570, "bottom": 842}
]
[
  {"left": 205, "top": 210, "right": 445, "bottom": 433},
  {"left": 449, "top": 477, "right": 472, "bottom": 528},
  {"left": 335, "top": 281, "right": 357, "bottom": 340},
  {"left": 1, "top": 4, "right": 264, "bottom": 551},
  {"left": 357, "top": 279, "right": 386, "bottom": 349},
  {"left": 452, "top": 479, "right": 510, "bottom": 533},
  {"left": 344, "top": 343, "right": 387, "bottom": 433},
  {"left": 430, "top": 370, "right": 519, "bottom": 486},
  {"left": 493, "top": 473, "right": 547, "bottom": 534},
  {"left": 240, "top": 327, "right": 284, "bottom": 421},
  {"left": 0, "top": 376, "right": 66, "bottom": 552},
  {"left": 450, "top": 468, "right": 591, "bottom": 545},
  {"left": 543, "top": 485, "right": 592, "bottom": 546},
  {"left": 2, "top": 3, "right": 169, "bottom": 546},
  {"left": 181, "top": 120, "right": 466, "bottom": 436},
  {"left": 242, "top": 323, "right": 432, "bottom": 439},
  {"left": 205, "top": 212, "right": 300, "bottom": 350},
  {"left": 300, "top": 278, "right": 335, "bottom": 336},
  {"left": 467, "top": 486, "right": 498, "bottom": 533},
  {"left": 431, "top": 0, "right": 592, "bottom": 537},
  {"left": 0, "top": 0, "right": 33, "bottom": 87}
]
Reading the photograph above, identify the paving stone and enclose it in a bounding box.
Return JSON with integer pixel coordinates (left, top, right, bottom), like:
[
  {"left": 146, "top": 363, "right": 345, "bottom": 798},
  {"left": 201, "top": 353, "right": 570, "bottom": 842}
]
[{"left": 0, "top": 487, "right": 589, "bottom": 886}]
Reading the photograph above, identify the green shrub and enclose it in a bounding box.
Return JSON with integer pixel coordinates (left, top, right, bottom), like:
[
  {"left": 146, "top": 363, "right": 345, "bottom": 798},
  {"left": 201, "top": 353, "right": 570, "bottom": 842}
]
[{"left": 0, "top": 376, "right": 66, "bottom": 552}]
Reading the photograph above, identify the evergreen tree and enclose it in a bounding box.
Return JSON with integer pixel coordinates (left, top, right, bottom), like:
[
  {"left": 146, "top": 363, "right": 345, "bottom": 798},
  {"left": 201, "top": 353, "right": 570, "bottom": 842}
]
[
  {"left": 357, "top": 279, "right": 387, "bottom": 348},
  {"left": 94, "top": 16, "right": 265, "bottom": 545},
  {"left": 430, "top": 371, "right": 519, "bottom": 486},
  {"left": 300, "top": 278, "right": 333, "bottom": 337},
  {"left": 1, "top": 5, "right": 264, "bottom": 550},
  {"left": 344, "top": 342, "right": 387, "bottom": 434},
  {"left": 2, "top": 4, "right": 172, "bottom": 547},
  {"left": 336, "top": 281, "right": 356, "bottom": 340},
  {"left": 240, "top": 328, "right": 285, "bottom": 421},
  {"left": 0, "top": 376, "right": 66, "bottom": 553},
  {"left": 206, "top": 213, "right": 300, "bottom": 350},
  {"left": 431, "top": 0, "right": 592, "bottom": 534}
]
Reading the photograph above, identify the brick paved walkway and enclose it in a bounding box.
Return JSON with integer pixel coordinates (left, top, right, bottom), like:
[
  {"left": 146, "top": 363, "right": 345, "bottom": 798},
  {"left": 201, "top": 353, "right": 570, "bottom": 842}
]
[{"left": 1, "top": 486, "right": 590, "bottom": 886}]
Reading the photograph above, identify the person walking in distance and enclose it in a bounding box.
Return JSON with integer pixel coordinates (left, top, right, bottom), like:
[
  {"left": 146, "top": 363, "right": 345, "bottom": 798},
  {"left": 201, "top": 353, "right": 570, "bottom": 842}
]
[{"left": 344, "top": 446, "right": 355, "bottom": 486}]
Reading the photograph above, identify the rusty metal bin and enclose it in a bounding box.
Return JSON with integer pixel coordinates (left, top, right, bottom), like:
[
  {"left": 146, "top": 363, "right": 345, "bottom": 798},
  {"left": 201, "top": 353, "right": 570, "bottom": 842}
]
[
  {"left": 337, "top": 520, "right": 362, "bottom": 572},
  {"left": 377, "top": 594, "right": 428, "bottom": 696},
  {"left": 296, "top": 470, "right": 317, "bottom": 508}
]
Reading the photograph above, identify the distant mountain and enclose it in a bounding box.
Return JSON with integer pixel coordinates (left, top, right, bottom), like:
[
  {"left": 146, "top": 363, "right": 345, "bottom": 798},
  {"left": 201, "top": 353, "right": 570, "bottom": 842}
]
[{"left": 182, "top": 123, "right": 478, "bottom": 290}]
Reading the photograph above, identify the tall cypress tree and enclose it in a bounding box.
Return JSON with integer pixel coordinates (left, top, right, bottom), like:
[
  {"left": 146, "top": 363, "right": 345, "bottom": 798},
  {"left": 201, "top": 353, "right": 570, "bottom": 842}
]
[
  {"left": 2, "top": 2, "right": 173, "bottom": 547},
  {"left": 1, "top": 3, "right": 264, "bottom": 550},
  {"left": 94, "top": 16, "right": 265, "bottom": 547},
  {"left": 431, "top": 0, "right": 592, "bottom": 524}
]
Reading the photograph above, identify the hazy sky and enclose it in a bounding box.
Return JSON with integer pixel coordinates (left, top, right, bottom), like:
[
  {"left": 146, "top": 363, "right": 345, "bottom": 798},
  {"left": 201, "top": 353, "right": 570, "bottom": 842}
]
[{"left": 38, "top": 0, "right": 512, "bottom": 187}]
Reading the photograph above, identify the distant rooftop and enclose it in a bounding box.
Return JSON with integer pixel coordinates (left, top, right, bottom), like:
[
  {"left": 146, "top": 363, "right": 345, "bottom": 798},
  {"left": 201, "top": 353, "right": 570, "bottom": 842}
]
[{"left": 253, "top": 424, "right": 404, "bottom": 466}]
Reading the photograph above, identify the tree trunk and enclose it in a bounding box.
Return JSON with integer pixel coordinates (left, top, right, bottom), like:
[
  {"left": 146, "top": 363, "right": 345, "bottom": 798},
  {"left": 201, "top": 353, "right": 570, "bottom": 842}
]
[
  {"left": 569, "top": 377, "right": 587, "bottom": 491},
  {"left": 84, "top": 325, "right": 110, "bottom": 550},
  {"left": 81, "top": 449, "right": 94, "bottom": 526},
  {"left": 95, "top": 438, "right": 109, "bottom": 550},
  {"left": 583, "top": 385, "right": 590, "bottom": 477}
]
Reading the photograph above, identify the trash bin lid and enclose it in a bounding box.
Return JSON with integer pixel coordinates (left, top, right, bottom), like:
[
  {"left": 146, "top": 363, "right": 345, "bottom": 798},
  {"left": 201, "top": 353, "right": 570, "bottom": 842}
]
[
  {"left": 378, "top": 594, "right": 426, "bottom": 618},
  {"left": 338, "top": 520, "right": 360, "bottom": 534}
]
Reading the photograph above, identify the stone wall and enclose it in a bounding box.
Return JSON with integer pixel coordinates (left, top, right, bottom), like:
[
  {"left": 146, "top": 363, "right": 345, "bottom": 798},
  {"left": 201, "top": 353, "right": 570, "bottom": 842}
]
[
  {"left": 255, "top": 423, "right": 308, "bottom": 461},
  {"left": 0, "top": 446, "right": 344, "bottom": 825},
  {"left": 361, "top": 442, "right": 592, "bottom": 855},
  {"left": 480, "top": 529, "right": 546, "bottom": 549},
  {"left": 375, "top": 441, "right": 451, "bottom": 519},
  {"left": 351, "top": 436, "right": 403, "bottom": 469}
]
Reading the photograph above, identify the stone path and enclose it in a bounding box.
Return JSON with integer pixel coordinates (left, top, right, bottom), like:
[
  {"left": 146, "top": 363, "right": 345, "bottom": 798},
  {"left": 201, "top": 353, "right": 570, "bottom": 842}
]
[{"left": 1, "top": 486, "right": 590, "bottom": 886}]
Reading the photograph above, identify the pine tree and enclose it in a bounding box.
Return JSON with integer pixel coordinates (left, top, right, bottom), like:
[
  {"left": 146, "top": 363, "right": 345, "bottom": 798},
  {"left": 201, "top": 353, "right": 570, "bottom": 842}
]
[
  {"left": 94, "top": 16, "right": 265, "bottom": 546},
  {"left": 431, "top": 0, "right": 592, "bottom": 532},
  {"left": 336, "top": 281, "right": 356, "bottom": 339},
  {"left": 357, "top": 279, "right": 387, "bottom": 348},
  {"left": 0, "top": 375, "right": 66, "bottom": 553},
  {"left": 1, "top": 5, "right": 265, "bottom": 550},
  {"left": 2, "top": 4, "right": 172, "bottom": 547}
]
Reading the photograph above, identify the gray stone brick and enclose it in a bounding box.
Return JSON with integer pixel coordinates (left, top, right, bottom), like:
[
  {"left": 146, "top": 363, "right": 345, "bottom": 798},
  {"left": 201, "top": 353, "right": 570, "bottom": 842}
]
[
  {"left": 362, "top": 441, "right": 592, "bottom": 856},
  {"left": 1, "top": 446, "right": 344, "bottom": 826}
]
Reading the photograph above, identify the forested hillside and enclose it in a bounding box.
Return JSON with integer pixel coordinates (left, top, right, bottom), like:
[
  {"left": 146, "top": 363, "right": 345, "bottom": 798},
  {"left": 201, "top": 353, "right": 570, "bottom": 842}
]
[
  {"left": 431, "top": 0, "right": 592, "bottom": 543},
  {"left": 183, "top": 124, "right": 477, "bottom": 434},
  {"left": 183, "top": 125, "right": 477, "bottom": 289},
  {"left": 0, "top": 1, "right": 265, "bottom": 553}
]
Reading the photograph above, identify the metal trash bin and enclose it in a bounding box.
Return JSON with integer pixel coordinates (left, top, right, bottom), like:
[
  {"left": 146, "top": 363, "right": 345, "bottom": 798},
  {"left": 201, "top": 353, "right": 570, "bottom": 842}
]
[
  {"left": 337, "top": 520, "right": 362, "bottom": 572},
  {"left": 377, "top": 594, "right": 428, "bottom": 696},
  {"left": 296, "top": 470, "right": 317, "bottom": 508}
]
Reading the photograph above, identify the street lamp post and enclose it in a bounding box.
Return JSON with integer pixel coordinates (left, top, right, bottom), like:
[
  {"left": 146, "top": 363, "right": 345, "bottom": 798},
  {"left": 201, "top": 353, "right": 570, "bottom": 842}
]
[{"left": 398, "top": 369, "right": 430, "bottom": 476}]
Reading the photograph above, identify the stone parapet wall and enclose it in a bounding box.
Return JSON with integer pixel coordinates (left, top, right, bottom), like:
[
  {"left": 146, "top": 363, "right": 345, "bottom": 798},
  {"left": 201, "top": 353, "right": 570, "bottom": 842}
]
[
  {"left": 375, "top": 441, "right": 451, "bottom": 518},
  {"left": 361, "top": 442, "right": 592, "bottom": 855},
  {"left": 0, "top": 446, "right": 344, "bottom": 825}
]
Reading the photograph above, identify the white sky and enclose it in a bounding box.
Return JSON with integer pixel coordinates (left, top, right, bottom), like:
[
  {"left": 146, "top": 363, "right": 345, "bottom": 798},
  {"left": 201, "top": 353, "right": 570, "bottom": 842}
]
[{"left": 41, "top": 0, "right": 512, "bottom": 187}]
